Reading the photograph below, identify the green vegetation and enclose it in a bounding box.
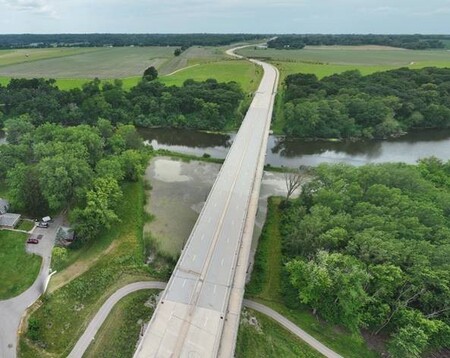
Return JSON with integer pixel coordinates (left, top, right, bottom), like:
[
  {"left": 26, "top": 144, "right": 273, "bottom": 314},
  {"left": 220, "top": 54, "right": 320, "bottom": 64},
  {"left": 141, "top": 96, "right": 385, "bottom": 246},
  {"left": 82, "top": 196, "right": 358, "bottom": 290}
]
[
  {"left": 281, "top": 68, "right": 450, "bottom": 139},
  {"left": 19, "top": 181, "right": 171, "bottom": 357},
  {"left": 0, "top": 77, "right": 243, "bottom": 132},
  {"left": 16, "top": 220, "right": 35, "bottom": 231},
  {"left": 0, "top": 230, "right": 41, "bottom": 299},
  {"left": 237, "top": 46, "right": 450, "bottom": 81},
  {"left": 267, "top": 34, "right": 449, "bottom": 50},
  {"left": 282, "top": 161, "right": 450, "bottom": 357},
  {"left": 0, "top": 33, "right": 267, "bottom": 49},
  {"left": 161, "top": 60, "right": 262, "bottom": 93},
  {"left": 236, "top": 309, "right": 323, "bottom": 358},
  {"left": 83, "top": 289, "right": 159, "bottom": 358},
  {"left": 1, "top": 117, "right": 148, "bottom": 243},
  {"left": 246, "top": 198, "right": 376, "bottom": 358}
]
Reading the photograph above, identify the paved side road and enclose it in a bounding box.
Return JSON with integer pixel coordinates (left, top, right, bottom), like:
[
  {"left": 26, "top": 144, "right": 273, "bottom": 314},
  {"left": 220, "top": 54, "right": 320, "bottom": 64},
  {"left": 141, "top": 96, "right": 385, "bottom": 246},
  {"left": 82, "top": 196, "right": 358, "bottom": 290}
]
[
  {"left": 0, "top": 216, "right": 61, "bottom": 358},
  {"left": 67, "top": 281, "right": 167, "bottom": 358},
  {"left": 243, "top": 300, "right": 343, "bottom": 358},
  {"left": 68, "top": 281, "right": 341, "bottom": 358}
]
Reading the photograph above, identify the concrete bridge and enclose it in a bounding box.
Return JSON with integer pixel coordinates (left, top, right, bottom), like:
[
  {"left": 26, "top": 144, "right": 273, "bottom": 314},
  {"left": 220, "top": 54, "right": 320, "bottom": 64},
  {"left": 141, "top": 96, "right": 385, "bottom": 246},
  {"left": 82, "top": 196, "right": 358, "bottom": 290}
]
[{"left": 134, "top": 49, "right": 279, "bottom": 358}]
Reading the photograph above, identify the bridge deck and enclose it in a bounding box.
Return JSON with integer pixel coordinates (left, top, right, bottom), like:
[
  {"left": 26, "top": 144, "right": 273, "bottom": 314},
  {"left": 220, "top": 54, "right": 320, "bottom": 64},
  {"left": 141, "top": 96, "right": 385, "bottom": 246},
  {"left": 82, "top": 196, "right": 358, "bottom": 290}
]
[{"left": 134, "top": 59, "right": 278, "bottom": 358}]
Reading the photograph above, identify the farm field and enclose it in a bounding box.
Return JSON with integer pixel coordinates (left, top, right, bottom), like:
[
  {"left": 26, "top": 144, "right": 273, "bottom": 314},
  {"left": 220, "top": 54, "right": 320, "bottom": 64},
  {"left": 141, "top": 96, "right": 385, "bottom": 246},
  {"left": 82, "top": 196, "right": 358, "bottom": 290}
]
[
  {"left": 0, "top": 45, "right": 258, "bottom": 91},
  {"left": 0, "top": 230, "right": 41, "bottom": 299},
  {"left": 237, "top": 46, "right": 450, "bottom": 81},
  {"left": 0, "top": 46, "right": 177, "bottom": 79}
]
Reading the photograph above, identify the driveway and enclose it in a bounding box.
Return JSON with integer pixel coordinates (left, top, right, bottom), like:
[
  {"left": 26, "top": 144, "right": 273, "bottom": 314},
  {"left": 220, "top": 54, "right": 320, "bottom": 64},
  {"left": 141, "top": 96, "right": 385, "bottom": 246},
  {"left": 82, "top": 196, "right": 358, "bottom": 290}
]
[{"left": 0, "top": 216, "right": 62, "bottom": 358}]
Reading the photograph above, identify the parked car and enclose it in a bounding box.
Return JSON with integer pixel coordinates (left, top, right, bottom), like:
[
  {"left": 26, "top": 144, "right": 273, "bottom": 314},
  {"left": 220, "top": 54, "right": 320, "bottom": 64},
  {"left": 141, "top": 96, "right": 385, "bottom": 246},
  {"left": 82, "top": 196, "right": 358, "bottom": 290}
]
[
  {"left": 37, "top": 222, "right": 49, "bottom": 228},
  {"left": 27, "top": 238, "right": 39, "bottom": 244}
]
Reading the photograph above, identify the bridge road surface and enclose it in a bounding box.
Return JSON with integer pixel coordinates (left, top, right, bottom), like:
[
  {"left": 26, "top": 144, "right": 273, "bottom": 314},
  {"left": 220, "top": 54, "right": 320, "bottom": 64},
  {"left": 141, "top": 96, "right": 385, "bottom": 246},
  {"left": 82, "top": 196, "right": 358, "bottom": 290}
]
[{"left": 134, "top": 56, "right": 278, "bottom": 357}]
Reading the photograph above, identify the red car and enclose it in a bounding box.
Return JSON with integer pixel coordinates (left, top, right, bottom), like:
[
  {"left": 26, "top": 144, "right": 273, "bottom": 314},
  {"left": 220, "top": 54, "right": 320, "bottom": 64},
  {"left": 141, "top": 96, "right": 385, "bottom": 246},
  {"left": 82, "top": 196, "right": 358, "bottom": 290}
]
[{"left": 27, "top": 238, "right": 39, "bottom": 244}]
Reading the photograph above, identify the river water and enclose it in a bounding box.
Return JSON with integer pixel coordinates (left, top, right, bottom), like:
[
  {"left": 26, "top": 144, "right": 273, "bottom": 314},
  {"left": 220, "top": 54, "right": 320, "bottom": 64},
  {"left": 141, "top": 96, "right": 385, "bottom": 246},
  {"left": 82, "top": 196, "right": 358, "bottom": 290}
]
[{"left": 139, "top": 128, "right": 450, "bottom": 168}]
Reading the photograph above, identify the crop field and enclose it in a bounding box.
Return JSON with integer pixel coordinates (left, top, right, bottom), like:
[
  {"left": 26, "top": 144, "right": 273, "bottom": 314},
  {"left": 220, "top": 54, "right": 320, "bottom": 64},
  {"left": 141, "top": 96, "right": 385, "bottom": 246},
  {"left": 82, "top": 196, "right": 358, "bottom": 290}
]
[
  {"left": 0, "top": 46, "right": 177, "bottom": 79},
  {"left": 0, "top": 47, "right": 99, "bottom": 68},
  {"left": 237, "top": 46, "right": 450, "bottom": 81},
  {"left": 0, "top": 45, "right": 250, "bottom": 91}
]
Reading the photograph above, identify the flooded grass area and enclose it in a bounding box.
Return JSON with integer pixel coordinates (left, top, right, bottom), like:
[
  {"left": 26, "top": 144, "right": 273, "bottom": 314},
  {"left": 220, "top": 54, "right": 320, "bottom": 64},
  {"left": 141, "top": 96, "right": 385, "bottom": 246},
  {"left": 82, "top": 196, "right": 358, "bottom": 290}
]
[{"left": 144, "top": 157, "right": 295, "bottom": 260}]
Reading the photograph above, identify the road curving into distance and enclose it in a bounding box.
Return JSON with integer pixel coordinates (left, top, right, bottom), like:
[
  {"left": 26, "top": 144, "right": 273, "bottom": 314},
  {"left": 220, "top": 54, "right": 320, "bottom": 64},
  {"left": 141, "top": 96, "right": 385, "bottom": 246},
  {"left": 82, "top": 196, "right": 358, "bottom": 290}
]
[{"left": 68, "top": 281, "right": 341, "bottom": 358}]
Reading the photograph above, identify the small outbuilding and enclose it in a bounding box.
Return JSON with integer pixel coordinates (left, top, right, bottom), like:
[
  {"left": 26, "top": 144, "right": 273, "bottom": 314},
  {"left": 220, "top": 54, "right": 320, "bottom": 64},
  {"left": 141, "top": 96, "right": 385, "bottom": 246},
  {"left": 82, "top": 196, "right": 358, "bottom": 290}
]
[
  {"left": 55, "top": 226, "right": 75, "bottom": 245},
  {"left": 0, "top": 198, "right": 21, "bottom": 228}
]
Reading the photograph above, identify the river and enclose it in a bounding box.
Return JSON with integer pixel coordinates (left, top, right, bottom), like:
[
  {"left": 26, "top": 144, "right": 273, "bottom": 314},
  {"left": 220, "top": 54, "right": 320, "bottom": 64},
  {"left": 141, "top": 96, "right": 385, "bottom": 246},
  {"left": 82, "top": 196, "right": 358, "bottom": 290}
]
[{"left": 139, "top": 128, "right": 450, "bottom": 168}]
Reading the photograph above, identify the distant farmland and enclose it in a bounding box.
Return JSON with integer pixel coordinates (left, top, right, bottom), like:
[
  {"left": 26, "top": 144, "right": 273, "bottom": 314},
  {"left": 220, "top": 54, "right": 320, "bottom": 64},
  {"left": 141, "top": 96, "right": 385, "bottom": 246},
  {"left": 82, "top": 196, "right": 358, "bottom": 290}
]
[
  {"left": 0, "top": 47, "right": 177, "bottom": 78},
  {"left": 0, "top": 45, "right": 261, "bottom": 92},
  {"left": 236, "top": 45, "right": 450, "bottom": 81}
]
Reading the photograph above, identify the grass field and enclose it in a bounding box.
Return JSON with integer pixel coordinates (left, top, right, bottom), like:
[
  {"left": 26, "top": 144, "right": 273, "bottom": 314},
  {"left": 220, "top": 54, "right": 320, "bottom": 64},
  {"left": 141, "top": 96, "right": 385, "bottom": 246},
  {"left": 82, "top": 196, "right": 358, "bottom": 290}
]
[
  {"left": 236, "top": 309, "right": 323, "bottom": 358},
  {"left": 83, "top": 289, "right": 159, "bottom": 358},
  {"left": 237, "top": 46, "right": 450, "bottom": 81},
  {"left": 245, "top": 197, "right": 379, "bottom": 358},
  {"left": 160, "top": 59, "right": 262, "bottom": 93},
  {"left": 19, "top": 181, "right": 170, "bottom": 357},
  {"left": 0, "top": 230, "right": 41, "bottom": 299}
]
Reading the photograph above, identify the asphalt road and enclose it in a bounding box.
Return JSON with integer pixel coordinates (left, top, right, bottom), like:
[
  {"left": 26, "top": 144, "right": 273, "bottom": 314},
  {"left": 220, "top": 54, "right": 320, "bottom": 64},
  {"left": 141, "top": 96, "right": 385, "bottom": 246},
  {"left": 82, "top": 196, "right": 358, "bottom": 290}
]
[
  {"left": 67, "top": 281, "right": 167, "bottom": 358},
  {"left": 134, "top": 47, "right": 279, "bottom": 357},
  {"left": 67, "top": 281, "right": 341, "bottom": 358},
  {"left": 243, "top": 300, "right": 343, "bottom": 358},
  {"left": 0, "top": 217, "right": 61, "bottom": 358}
]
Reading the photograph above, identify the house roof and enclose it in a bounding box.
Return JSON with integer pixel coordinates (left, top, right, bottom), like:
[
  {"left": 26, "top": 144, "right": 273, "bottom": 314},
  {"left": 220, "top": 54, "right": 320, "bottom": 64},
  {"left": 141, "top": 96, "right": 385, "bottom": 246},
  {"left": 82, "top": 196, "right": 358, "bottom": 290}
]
[{"left": 0, "top": 213, "right": 21, "bottom": 227}]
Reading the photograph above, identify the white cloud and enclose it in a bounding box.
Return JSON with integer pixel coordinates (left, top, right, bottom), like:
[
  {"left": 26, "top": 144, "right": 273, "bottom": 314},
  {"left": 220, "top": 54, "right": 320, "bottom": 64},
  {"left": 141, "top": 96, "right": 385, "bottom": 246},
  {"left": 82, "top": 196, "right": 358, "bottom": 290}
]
[{"left": 1, "top": 0, "right": 57, "bottom": 17}]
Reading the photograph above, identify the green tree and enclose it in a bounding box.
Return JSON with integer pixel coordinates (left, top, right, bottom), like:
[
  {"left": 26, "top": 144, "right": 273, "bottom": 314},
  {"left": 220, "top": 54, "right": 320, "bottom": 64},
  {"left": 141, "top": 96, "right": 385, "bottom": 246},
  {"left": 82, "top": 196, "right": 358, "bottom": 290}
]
[{"left": 143, "top": 66, "right": 158, "bottom": 81}]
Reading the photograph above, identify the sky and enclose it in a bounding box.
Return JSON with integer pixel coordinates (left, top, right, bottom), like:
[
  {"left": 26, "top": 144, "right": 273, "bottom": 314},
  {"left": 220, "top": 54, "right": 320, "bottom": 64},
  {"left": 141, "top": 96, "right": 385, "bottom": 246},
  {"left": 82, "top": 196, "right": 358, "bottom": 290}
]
[{"left": 0, "top": 0, "right": 449, "bottom": 34}]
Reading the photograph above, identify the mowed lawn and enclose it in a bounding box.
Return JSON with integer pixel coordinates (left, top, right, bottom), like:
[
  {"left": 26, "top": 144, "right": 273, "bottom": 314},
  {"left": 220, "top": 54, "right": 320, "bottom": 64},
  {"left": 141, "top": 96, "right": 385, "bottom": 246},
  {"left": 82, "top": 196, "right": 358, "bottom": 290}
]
[
  {"left": 0, "top": 230, "right": 41, "bottom": 299},
  {"left": 160, "top": 60, "right": 263, "bottom": 93},
  {"left": 237, "top": 46, "right": 450, "bottom": 81}
]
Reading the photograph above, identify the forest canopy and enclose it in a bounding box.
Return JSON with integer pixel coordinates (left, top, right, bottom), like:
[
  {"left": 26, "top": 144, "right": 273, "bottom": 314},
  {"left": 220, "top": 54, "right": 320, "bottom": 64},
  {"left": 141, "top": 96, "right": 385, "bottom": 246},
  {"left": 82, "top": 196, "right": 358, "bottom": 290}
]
[
  {"left": 268, "top": 34, "right": 449, "bottom": 50},
  {"left": 282, "top": 67, "right": 450, "bottom": 139},
  {"left": 0, "top": 33, "right": 267, "bottom": 49},
  {"left": 0, "top": 77, "right": 243, "bottom": 131},
  {"left": 282, "top": 160, "right": 450, "bottom": 357}
]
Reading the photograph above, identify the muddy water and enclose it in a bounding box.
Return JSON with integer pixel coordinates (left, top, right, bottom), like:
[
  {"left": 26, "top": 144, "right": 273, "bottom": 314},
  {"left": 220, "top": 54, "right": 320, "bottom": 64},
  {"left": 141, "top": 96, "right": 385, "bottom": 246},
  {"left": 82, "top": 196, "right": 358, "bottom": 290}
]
[
  {"left": 144, "top": 157, "right": 296, "bottom": 264},
  {"left": 140, "top": 128, "right": 450, "bottom": 168}
]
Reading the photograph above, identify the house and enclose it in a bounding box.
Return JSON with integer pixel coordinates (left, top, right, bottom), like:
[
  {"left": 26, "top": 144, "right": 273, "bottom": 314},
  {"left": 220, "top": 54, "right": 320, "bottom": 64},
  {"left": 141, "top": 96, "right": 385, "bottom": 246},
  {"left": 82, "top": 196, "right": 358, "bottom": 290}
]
[{"left": 0, "top": 198, "right": 21, "bottom": 228}]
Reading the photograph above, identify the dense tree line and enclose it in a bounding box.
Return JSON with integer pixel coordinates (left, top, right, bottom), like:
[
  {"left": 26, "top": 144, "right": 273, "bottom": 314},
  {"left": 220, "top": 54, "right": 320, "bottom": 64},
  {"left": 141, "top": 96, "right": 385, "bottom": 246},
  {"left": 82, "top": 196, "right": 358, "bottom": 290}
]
[
  {"left": 268, "top": 34, "right": 448, "bottom": 50},
  {"left": 0, "top": 117, "right": 148, "bottom": 241},
  {"left": 0, "top": 33, "right": 267, "bottom": 49},
  {"left": 281, "top": 161, "right": 450, "bottom": 357},
  {"left": 0, "top": 77, "right": 243, "bottom": 131},
  {"left": 282, "top": 67, "right": 450, "bottom": 139}
]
